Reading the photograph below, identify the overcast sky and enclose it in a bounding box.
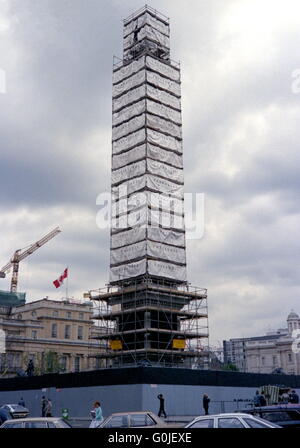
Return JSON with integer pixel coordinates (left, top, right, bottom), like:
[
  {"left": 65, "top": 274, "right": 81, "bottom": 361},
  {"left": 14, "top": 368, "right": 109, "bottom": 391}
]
[{"left": 0, "top": 0, "right": 300, "bottom": 346}]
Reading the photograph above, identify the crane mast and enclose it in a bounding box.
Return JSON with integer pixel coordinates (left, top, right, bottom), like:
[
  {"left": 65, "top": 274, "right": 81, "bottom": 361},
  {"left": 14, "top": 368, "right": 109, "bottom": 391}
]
[{"left": 0, "top": 227, "right": 61, "bottom": 292}]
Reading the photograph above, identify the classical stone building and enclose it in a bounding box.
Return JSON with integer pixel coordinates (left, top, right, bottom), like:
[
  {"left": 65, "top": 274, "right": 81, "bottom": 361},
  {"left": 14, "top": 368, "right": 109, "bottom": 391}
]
[
  {"left": 0, "top": 298, "right": 104, "bottom": 377},
  {"left": 224, "top": 311, "right": 300, "bottom": 375}
]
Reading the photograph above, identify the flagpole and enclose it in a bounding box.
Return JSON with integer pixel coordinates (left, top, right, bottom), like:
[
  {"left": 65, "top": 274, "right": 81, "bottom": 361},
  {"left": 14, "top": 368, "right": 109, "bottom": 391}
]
[{"left": 66, "top": 267, "right": 69, "bottom": 300}]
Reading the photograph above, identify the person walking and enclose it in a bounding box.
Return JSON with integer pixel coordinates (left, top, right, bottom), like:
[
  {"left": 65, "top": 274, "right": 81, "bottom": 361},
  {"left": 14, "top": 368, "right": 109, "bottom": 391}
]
[
  {"left": 253, "top": 390, "right": 261, "bottom": 407},
  {"left": 41, "top": 396, "right": 47, "bottom": 417},
  {"left": 89, "top": 401, "right": 104, "bottom": 428},
  {"left": 259, "top": 391, "right": 267, "bottom": 407},
  {"left": 289, "top": 390, "right": 300, "bottom": 404},
  {"left": 203, "top": 394, "right": 210, "bottom": 415},
  {"left": 157, "top": 394, "right": 167, "bottom": 418},
  {"left": 18, "top": 397, "right": 26, "bottom": 407},
  {"left": 45, "top": 398, "right": 52, "bottom": 417}
]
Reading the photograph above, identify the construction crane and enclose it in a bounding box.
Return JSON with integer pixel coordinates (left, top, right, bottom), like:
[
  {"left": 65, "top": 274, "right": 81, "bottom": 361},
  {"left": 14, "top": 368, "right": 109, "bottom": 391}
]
[{"left": 0, "top": 227, "right": 61, "bottom": 293}]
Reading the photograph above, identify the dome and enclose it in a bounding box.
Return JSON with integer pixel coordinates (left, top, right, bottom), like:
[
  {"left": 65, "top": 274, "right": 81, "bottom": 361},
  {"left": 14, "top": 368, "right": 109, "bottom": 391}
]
[{"left": 287, "top": 310, "right": 299, "bottom": 320}]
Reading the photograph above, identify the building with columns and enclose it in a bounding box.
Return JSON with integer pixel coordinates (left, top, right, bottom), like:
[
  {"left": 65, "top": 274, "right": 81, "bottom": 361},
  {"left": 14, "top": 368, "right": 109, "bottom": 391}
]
[
  {"left": 0, "top": 298, "right": 105, "bottom": 377},
  {"left": 224, "top": 311, "right": 300, "bottom": 375}
]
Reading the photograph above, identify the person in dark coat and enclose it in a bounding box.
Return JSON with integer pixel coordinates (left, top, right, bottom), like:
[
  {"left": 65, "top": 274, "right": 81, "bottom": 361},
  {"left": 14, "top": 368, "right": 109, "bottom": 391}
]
[
  {"left": 203, "top": 394, "right": 210, "bottom": 415},
  {"left": 259, "top": 391, "right": 267, "bottom": 406},
  {"left": 41, "top": 396, "right": 47, "bottom": 417},
  {"left": 157, "top": 394, "right": 167, "bottom": 418},
  {"left": 26, "top": 359, "right": 34, "bottom": 377},
  {"left": 289, "top": 390, "right": 299, "bottom": 404},
  {"left": 18, "top": 397, "right": 26, "bottom": 407}
]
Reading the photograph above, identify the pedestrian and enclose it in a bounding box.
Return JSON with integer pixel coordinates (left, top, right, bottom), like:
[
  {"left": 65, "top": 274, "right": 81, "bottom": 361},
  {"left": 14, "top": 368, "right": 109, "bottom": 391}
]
[
  {"left": 18, "top": 397, "right": 26, "bottom": 407},
  {"left": 45, "top": 398, "right": 52, "bottom": 417},
  {"left": 260, "top": 391, "right": 267, "bottom": 407},
  {"left": 281, "top": 391, "right": 289, "bottom": 404},
  {"left": 157, "top": 394, "right": 167, "bottom": 418},
  {"left": 203, "top": 394, "right": 210, "bottom": 415},
  {"left": 41, "top": 395, "right": 47, "bottom": 417},
  {"left": 289, "top": 390, "right": 300, "bottom": 404},
  {"left": 89, "top": 401, "right": 104, "bottom": 428},
  {"left": 253, "top": 390, "right": 261, "bottom": 407},
  {"left": 26, "top": 359, "right": 34, "bottom": 377}
]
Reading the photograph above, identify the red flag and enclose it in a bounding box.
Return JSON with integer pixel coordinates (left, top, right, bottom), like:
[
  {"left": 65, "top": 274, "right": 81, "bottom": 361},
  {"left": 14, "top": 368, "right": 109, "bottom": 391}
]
[{"left": 53, "top": 268, "right": 68, "bottom": 289}]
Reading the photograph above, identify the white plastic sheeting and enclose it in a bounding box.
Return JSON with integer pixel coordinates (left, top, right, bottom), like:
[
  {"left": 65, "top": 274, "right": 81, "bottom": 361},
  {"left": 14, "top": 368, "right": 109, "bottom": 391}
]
[
  {"left": 146, "top": 99, "right": 181, "bottom": 124},
  {"left": 147, "top": 85, "right": 181, "bottom": 110},
  {"left": 147, "top": 114, "right": 182, "bottom": 139},
  {"left": 111, "top": 160, "right": 146, "bottom": 185},
  {"left": 124, "top": 24, "right": 170, "bottom": 50},
  {"left": 113, "top": 129, "right": 146, "bottom": 154},
  {"left": 146, "top": 56, "right": 180, "bottom": 82},
  {"left": 111, "top": 228, "right": 146, "bottom": 249},
  {"left": 147, "top": 159, "right": 183, "bottom": 183},
  {"left": 113, "top": 58, "right": 145, "bottom": 85},
  {"left": 147, "top": 129, "right": 182, "bottom": 153},
  {"left": 147, "top": 71, "right": 181, "bottom": 97},
  {"left": 113, "top": 100, "right": 146, "bottom": 127},
  {"left": 124, "top": 12, "right": 169, "bottom": 38},
  {"left": 112, "top": 191, "right": 184, "bottom": 217},
  {"left": 112, "top": 114, "right": 145, "bottom": 141},
  {"left": 113, "top": 70, "right": 146, "bottom": 97},
  {"left": 112, "top": 144, "right": 146, "bottom": 170},
  {"left": 148, "top": 227, "right": 185, "bottom": 247},
  {"left": 147, "top": 144, "right": 183, "bottom": 168},
  {"left": 112, "top": 174, "right": 184, "bottom": 199},
  {"left": 110, "top": 240, "right": 186, "bottom": 266},
  {"left": 148, "top": 260, "right": 187, "bottom": 282},
  {"left": 113, "top": 85, "right": 146, "bottom": 112},
  {"left": 110, "top": 259, "right": 147, "bottom": 283}
]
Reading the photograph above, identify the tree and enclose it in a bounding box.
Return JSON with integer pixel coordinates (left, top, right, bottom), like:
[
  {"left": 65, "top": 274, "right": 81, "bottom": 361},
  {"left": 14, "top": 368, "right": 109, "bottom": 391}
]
[{"left": 223, "top": 362, "right": 239, "bottom": 372}]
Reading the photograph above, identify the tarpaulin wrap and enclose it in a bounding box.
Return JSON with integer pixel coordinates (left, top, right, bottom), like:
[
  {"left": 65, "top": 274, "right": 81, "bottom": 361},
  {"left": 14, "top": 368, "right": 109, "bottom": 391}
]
[
  {"left": 148, "top": 260, "right": 187, "bottom": 282},
  {"left": 110, "top": 259, "right": 147, "bottom": 283},
  {"left": 112, "top": 174, "right": 184, "bottom": 200},
  {"left": 113, "top": 85, "right": 146, "bottom": 112},
  {"left": 113, "top": 129, "right": 146, "bottom": 155},
  {"left": 148, "top": 227, "right": 185, "bottom": 247},
  {"left": 113, "top": 57, "right": 145, "bottom": 85},
  {"left": 147, "top": 159, "right": 183, "bottom": 184},
  {"left": 112, "top": 144, "right": 146, "bottom": 170},
  {"left": 113, "top": 69, "right": 180, "bottom": 99},
  {"left": 146, "top": 56, "right": 180, "bottom": 82},
  {"left": 146, "top": 99, "right": 181, "bottom": 124},
  {"left": 113, "top": 100, "right": 145, "bottom": 126},
  {"left": 147, "top": 84, "right": 181, "bottom": 110},
  {"left": 124, "top": 24, "right": 170, "bottom": 50},
  {"left": 110, "top": 240, "right": 186, "bottom": 266},
  {"left": 147, "top": 129, "right": 182, "bottom": 153},
  {"left": 112, "top": 191, "right": 184, "bottom": 217},
  {"left": 112, "top": 114, "right": 145, "bottom": 141},
  {"left": 124, "top": 11, "right": 169, "bottom": 38},
  {"left": 147, "top": 144, "right": 183, "bottom": 168},
  {"left": 111, "top": 207, "right": 185, "bottom": 232},
  {"left": 111, "top": 228, "right": 147, "bottom": 249},
  {"left": 147, "top": 114, "right": 182, "bottom": 139},
  {"left": 147, "top": 71, "right": 181, "bottom": 97},
  {"left": 113, "top": 70, "right": 146, "bottom": 97},
  {"left": 111, "top": 160, "right": 146, "bottom": 185}
]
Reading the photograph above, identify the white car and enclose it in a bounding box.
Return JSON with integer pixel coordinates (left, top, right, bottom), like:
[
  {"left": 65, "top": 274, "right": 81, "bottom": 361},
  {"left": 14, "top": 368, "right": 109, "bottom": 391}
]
[
  {"left": 185, "top": 413, "right": 281, "bottom": 428},
  {"left": 0, "top": 417, "right": 72, "bottom": 429}
]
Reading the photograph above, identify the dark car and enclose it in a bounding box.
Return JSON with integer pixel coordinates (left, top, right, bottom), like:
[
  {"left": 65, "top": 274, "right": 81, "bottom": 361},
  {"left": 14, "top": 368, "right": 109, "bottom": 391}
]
[
  {"left": 0, "top": 404, "right": 29, "bottom": 419},
  {"left": 239, "top": 405, "right": 300, "bottom": 428}
]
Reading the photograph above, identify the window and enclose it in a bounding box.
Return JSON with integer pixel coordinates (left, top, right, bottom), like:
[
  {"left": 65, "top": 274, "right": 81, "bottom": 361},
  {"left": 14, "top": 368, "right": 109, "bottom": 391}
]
[
  {"left": 3, "top": 422, "right": 23, "bottom": 428},
  {"left": 78, "top": 326, "right": 83, "bottom": 340},
  {"left": 31, "top": 311, "right": 37, "bottom": 317},
  {"left": 190, "top": 419, "right": 214, "bottom": 428},
  {"left": 273, "top": 356, "right": 277, "bottom": 366},
  {"left": 261, "top": 357, "right": 265, "bottom": 366},
  {"left": 79, "top": 312, "right": 84, "bottom": 320},
  {"left": 288, "top": 353, "right": 293, "bottom": 363},
  {"left": 130, "top": 414, "right": 157, "bottom": 427},
  {"left": 60, "top": 355, "right": 67, "bottom": 371},
  {"left": 243, "top": 418, "right": 270, "bottom": 428},
  {"left": 51, "top": 324, "right": 57, "bottom": 338},
  {"left": 32, "top": 330, "right": 37, "bottom": 339},
  {"left": 74, "top": 356, "right": 80, "bottom": 372},
  {"left": 52, "top": 311, "right": 58, "bottom": 317},
  {"left": 103, "top": 416, "right": 129, "bottom": 428},
  {"left": 25, "top": 421, "right": 48, "bottom": 428},
  {"left": 218, "top": 418, "right": 245, "bottom": 428},
  {"left": 66, "top": 312, "right": 71, "bottom": 319},
  {"left": 65, "top": 325, "right": 71, "bottom": 339}
]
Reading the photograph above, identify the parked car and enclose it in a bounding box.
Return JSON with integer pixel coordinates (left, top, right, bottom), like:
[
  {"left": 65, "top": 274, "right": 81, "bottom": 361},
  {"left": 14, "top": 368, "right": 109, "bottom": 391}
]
[
  {"left": 0, "top": 404, "right": 29, "bottom": 419},
  {"left": 98, "top": 411, "right": 167, "bottom": 428},
  {"left": 239, "top": 405, "right": 300, "bottom": 428},
  {"left": 185, "top": 413, "right": 281, "bottom": 428},
  {"left": 0, "top": 418, "right": 72, "bottom": 429}
]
